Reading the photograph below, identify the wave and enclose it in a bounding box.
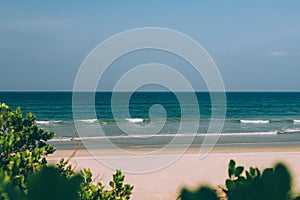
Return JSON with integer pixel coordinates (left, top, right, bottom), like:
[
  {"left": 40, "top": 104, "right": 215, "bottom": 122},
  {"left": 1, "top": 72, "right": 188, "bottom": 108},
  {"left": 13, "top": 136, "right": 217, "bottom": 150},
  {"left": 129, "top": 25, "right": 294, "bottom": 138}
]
[
  {"left": 293, "top": 120, "right": 300, "bottom": 124},
  {"left": 50, "top": 137, "right": 74, "bottom": 142},
  {"left": 278, "top": 128, "right": 300, "bottom": 134},
  {"left": 226, "top": 119, "right": 300, "bottom": 124},
  {"left": 269, "top": 119, "right": 300, "bottom": 124},
  {"left": 240, "top": 120, "right": 269, "bottom": 124},
  {"left": 76, "top": 119, "right": 98, "bottom": 123},
  {"left": 38, "top": 118, "right": 148, "bottom": 125},
  {"left": 125, "top": 118, "right": 144, "bottom": 123},
  {"left": 50, "top": 131, "right": 277, "bottom": 142},
  {"left": 36, "top": 118, "right": 300, "bottom": 126},
  {"left": 36, "top": 120, "right": 50, "bottom": 125},
  {"left": 36, "top": 120, "right": 62, "bottom": 125},
  {"left": 53, "top": 120, "right": 63, "bottom": 123}
]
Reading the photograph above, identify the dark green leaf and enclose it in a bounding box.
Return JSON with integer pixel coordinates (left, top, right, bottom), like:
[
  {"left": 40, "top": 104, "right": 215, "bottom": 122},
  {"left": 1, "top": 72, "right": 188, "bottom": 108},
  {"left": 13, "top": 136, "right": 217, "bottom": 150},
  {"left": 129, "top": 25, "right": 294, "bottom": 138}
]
[{"left": 235, "top": 166, "right": 244, "bottom": 177}]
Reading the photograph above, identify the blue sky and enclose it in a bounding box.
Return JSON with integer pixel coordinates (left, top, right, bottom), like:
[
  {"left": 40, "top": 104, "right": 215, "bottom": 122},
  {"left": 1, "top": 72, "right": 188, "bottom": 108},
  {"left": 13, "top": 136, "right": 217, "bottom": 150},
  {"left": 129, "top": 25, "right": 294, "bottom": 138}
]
[{"left": 0, "top": 1, "right": 300, "bottom": 91}]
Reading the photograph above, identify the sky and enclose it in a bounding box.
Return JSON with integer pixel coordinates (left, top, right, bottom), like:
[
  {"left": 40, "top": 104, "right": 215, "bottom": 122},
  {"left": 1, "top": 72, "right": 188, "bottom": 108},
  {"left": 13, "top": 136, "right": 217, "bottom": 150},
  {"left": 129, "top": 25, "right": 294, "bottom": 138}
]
[{"left": 0, "top": 0, "right": 300, "bottom": 91}]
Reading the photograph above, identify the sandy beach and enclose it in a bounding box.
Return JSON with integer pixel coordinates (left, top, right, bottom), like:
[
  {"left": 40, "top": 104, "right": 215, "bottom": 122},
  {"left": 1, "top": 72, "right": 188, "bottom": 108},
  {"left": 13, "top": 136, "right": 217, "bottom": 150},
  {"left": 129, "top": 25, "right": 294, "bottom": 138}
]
[{"left": 48, "top": 146, "right": 300, "bottom": 200}]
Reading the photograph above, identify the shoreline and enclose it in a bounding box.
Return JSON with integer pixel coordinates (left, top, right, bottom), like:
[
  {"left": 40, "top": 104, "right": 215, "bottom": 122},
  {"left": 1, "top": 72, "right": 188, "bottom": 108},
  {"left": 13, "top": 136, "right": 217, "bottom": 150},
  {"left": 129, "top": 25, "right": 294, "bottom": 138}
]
[
  {"left": 49, "top": 146, "right": 300, "bottom": 200},
  {"left": 48, "top": 133, "right": 300, "bottom": 150},
  {"left": 49, "top": 145, "right": 300, "bottom": 156}
]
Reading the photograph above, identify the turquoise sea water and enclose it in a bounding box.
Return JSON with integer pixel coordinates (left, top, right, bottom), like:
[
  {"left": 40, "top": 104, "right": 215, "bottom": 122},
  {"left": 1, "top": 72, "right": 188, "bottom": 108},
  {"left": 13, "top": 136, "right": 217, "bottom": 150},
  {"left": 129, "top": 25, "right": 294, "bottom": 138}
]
[{"left": 1, "top": 92, "right": 300, "bottom": 149}]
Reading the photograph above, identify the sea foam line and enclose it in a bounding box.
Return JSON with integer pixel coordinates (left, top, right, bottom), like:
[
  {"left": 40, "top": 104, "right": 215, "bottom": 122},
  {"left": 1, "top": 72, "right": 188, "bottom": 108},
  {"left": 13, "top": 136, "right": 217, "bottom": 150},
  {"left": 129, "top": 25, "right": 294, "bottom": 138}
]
[
  {"left": 50, "top": 131, "right": 277, "bottom": 142},
  {"left": 240, "top": 120, "right": 269, "bottom": 124},
  {"left": 36, "top": 120, "right": 63, "bottom": 125},
  {"left": 279, "top": 128, "right": 300, "bottom": 134},
  {"left": 76, "top": 119, "right": 98, "bottom": 123},
  {"left": 125, "top": 118, "right": 144, "bottom": 123},
  {"left": 36, "top": 121, "right": 50, "bottom": 125}
]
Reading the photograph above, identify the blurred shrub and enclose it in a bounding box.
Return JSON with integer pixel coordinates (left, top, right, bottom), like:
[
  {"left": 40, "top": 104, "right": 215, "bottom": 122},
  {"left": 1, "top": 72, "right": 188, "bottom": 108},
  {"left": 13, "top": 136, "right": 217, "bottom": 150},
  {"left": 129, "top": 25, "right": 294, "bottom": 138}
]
[
  {"left": 179, "top": 159, "right": 300, "bottom": 200},
  {"left": 225, "top": 159, "right": 292, "bottom": 200},
  {"left": 0, "top": 170, "right": 22, "bottom": 200},
  {"left": 27, "top": 166, "right": 82, "bottom": 200},
  {"left": 180, "top": 186, "right": 218, "bottom": 200},
  {"left": 58, "top": 159, "right": 134, "bottom": 200}
]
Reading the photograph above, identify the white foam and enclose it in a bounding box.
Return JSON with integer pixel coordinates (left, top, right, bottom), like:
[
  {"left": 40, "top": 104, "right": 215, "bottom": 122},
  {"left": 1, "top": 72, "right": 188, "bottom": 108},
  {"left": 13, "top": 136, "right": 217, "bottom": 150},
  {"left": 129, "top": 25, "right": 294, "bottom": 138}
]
[
  {"left": 36, "top": 120, "right": 63, "bottom": 125},
  {"left": 240, "top": 120, "right": 269, "bottom": 124},
  {"left": 282, "top": 128, "right": 300, "bottom": 133},
  {"left": 51, "top": 131, "right": 277, "bottom": 142},
  {"left": 126, "top": 118, "right": 144, "bottom": 123},
  {"left": 293, "top": 120, "right": 300, "bottom": 124},
  {"left": 77, "top": 119, "right": 97, "bottom": 123},
  {"left": 50, "top": 137, "right": 72, "bottom": 142},
  {"left": 36, "top": 121, "right": 50, "bottom": 125}
]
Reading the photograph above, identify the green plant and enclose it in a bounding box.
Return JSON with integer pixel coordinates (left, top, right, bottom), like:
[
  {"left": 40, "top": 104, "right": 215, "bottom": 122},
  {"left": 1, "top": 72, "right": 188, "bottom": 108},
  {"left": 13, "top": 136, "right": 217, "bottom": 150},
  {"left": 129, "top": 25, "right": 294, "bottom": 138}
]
[
  {"left": 0, "top": 170, "right": 22, "bottom": 200},
  {"left": 0, "top": 159, "right": 134, "bottom": 200},
  {"left": 0, "top": 103, "right": 133, "bottom": 199},
  {"left": 108, "top": 169, "right": 134, "bottom": 200},
  {"left": 57, "top": 158, "right": 75, "bottom": 178},
  {"left": 79, "top": 168, "right": 133, "bottom": 200},
  {"left": 224, "top": 159, "right": 293, "bottom": 200},
  {"left": 58, "top": 157, "right": 134, "bottom": 200},
  {"left": 27, "top": 166, "right": 82, "bottom": 200},
  {"left": 179, "top": 159, "right": 300, "bottom": 200},
  {"left": 0, "top": 103, "right": 55, "bottom": 190},
  {"left": 0, "top": 103, "right": 133, "bottom": 200},
  {"left": 180, "top": 186, "right": 218, "bottom": 200},
  {"left": 224, "top": 159, "right": 256, "bottom": 199}
]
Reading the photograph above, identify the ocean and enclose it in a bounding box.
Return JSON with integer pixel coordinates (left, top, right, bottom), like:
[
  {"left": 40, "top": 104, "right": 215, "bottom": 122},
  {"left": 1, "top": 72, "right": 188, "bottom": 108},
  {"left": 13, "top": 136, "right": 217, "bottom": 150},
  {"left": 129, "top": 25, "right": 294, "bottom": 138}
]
[{"left": 1, "top": 92, "right": 300, "bottom": 149}]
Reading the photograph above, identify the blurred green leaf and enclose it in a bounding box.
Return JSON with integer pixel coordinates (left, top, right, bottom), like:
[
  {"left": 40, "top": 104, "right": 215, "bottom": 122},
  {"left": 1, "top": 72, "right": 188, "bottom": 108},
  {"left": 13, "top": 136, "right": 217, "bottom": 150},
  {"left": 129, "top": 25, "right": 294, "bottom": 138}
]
[{"left": 235, "top": 166, "right": 244, "bottom": 177}]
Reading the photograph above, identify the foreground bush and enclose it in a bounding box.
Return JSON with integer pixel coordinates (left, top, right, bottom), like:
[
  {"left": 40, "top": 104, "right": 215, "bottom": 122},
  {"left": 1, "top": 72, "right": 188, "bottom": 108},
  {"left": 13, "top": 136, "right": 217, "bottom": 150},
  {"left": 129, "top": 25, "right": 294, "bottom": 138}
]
[
  {"left": 180, "top": 186, "right": 219, "bottom": 200},
  {"left": 180, "top": 159, "right": 300, "bottom": 200},
  {"left": 58, "top": 158, "right": 133, "bottom": 200},
  {"left": 0, "top": 103, "right": 133, "bottom": 200},
  {"left": 27, "top": 166, "right": 82, "bottom": 200},
  {"left": 0, "top": 103, "right": 55, "bottom": 191},
  {"left": 225, "top": 160, "right": 293, "bottom": 200}
]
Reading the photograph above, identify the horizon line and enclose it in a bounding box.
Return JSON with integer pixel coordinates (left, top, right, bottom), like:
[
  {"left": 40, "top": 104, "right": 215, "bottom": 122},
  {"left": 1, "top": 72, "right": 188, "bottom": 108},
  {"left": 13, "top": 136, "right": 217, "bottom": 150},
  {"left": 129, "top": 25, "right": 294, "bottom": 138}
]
[{"left": 1, "top": 90, "right": 300, "bottom": 92}]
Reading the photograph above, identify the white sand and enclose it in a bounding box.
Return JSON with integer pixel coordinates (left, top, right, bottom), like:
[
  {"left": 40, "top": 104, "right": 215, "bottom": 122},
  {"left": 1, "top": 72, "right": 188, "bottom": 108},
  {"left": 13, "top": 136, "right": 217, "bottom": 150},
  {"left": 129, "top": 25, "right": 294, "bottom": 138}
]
[{"left": 48, "top": 146, "right": 300, "bottom": 200}]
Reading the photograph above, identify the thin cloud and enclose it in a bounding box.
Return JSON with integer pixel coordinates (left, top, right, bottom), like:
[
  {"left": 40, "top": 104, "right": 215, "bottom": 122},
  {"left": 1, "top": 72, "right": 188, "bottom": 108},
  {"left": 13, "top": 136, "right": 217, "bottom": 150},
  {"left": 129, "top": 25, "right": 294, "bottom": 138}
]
[
  {"left": 297, "top": 51, "right": 300, "bottom": 55},
  {"left": 268, "top": 51, "right": 288, "bottom": 56}
]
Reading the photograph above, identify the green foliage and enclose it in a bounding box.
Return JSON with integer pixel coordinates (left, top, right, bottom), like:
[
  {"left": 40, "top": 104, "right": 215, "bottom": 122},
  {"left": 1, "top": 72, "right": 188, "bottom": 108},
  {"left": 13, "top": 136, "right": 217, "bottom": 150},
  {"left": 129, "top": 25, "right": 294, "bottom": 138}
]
[
  {"left": 1, "top": 161, "right": 134, "bottom": 200},
  {"left": 5, "top": 102, "right": 300, "bottom": 200},
  {"left": 27, "top": 166, "right": 82, "bottom": 200},
  {"left": 79, "top": 168, "right": 133, "bottom": 200},
  {"left": 0, "top": 103, "right": 134, "bottom": 199},
  {"left": 0, "top": 170, "right": 22, "bottom": 200},
  {"left": 0, "top": 103, "right": 55, "bottom": 190},
  {"left": 79, "top": 168, "right": 105, "bottom": 199},
  {"left": 56, "top": 158, "right": 75, "bottom": 178},
  {"left": 58, "top": 158, "right": 134, "bottom": 200},
  {"left": 180, "top": 186, "right": 218, "bottom": 200},
  {"left": 225, "top": 159, "right": 293, "bottom": 200},
  {"left": 109, "top": 169, "right": 134, "bottom": 200},
  {"left": 180, "top": 159, "right": 300, "bottom": 200}
]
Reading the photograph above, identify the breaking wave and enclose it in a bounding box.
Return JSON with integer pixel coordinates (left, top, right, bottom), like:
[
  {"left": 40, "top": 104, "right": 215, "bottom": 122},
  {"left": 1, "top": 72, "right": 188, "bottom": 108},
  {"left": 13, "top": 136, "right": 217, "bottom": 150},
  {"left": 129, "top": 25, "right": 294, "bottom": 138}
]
[{"left": 240, "top": 120, "right": 269, "bottom": 124}]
